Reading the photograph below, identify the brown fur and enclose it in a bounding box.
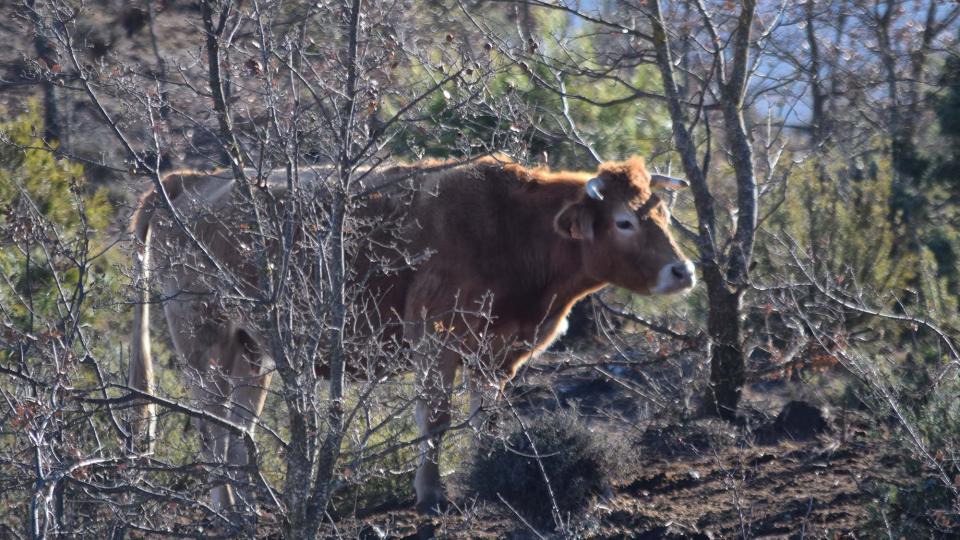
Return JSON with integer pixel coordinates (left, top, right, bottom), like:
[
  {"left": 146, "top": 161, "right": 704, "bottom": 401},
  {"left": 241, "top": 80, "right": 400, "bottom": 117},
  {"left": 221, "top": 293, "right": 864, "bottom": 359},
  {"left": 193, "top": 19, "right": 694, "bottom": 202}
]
[{"left": 127, "top": 157, "right": 693, "bottom": 511}]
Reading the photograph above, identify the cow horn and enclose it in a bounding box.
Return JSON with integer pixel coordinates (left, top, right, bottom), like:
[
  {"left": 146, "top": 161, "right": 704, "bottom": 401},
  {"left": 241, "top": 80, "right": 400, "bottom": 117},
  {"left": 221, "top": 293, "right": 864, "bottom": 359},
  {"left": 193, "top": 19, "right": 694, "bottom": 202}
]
[
  {"left": 651, "top": 174, "right": 689, "bottom": 191},
  {"left": 585, "top": 177, "right": 605, "bottom": 201}
]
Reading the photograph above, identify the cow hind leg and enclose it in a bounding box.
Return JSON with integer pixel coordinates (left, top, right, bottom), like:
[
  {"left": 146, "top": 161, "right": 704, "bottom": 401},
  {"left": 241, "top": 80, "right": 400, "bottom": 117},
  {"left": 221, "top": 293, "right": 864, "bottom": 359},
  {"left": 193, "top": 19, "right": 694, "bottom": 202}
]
[
  {"left": 162, "top": 300, "right": 236, "bottom": 510},
  {"left": 221, "top": 329, "right": 274, "bottom": 513},
  {"left": 185, "top": 355, "right": 235, "bottom": 511},
  {"left": 414, "top": 356, "right": 458, "bottom": 515}
]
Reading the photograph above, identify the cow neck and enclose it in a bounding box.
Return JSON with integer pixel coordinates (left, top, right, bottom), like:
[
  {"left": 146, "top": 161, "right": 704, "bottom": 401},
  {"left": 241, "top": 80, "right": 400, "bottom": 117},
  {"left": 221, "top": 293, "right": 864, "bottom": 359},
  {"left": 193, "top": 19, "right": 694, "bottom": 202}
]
[
  {"left": 511, "top": 179, "right": 604, "bottom": 317},
  {"left": 543, "top": 234, "right": 605, "bottom": 316}
]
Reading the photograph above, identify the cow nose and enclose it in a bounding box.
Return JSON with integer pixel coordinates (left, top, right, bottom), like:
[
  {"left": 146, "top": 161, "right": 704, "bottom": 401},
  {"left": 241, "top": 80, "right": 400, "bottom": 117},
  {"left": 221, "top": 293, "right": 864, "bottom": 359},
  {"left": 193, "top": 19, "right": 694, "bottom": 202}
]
[
  {"left": 652, "top": 260, "right": 696, "bottom": 294},
  {"left": 670, "top": 261, "right": 693, "bottom": 281}
]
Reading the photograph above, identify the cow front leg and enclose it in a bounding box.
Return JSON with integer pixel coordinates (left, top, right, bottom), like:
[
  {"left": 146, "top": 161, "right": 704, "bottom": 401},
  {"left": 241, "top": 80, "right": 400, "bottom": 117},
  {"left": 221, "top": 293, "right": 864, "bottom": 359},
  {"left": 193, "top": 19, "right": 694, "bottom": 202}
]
[
  {"left": 414, "top": 358, "right": 457, "bottom": 515},
  {"left": 467, "top": 368, "right": 502, "bottom": 435}
]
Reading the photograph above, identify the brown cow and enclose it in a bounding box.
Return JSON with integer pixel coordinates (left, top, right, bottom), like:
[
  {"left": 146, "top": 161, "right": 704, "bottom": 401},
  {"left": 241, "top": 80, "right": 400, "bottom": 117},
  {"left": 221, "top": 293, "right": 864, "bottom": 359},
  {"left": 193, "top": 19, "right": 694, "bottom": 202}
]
[{"left": 127, "top": 156, "right": 695, "bottom": 514}]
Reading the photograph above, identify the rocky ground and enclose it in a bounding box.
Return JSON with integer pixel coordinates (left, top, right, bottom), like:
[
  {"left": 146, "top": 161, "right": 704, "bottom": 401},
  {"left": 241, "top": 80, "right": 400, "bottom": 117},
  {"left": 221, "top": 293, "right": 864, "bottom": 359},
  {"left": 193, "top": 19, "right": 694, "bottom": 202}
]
[
  {"left": 336, "top": 415, "right": 896, "bottom": 539},
  {"left": 314, "top": 356, "right": 907, "bottom": 540}
]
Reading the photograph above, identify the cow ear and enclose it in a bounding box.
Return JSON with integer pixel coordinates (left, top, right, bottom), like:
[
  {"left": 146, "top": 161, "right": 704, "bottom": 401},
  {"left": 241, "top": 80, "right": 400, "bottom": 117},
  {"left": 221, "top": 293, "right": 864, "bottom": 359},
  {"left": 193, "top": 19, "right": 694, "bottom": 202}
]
[{"left": 555, "top": 202, "right": 594, "bottom": 241}]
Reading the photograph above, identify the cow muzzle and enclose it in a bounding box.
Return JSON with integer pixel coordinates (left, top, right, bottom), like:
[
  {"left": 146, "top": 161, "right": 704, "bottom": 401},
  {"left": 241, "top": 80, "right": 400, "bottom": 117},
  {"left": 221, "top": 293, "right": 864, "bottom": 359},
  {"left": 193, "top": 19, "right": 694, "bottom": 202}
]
[{"left": 651, "top": 260, "right": 696, "bottom": 295}]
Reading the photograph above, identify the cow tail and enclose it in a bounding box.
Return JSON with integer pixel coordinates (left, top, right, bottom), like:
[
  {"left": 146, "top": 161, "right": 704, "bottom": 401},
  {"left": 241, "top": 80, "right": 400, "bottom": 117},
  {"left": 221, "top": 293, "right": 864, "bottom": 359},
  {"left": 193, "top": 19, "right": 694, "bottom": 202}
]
[{"left": 128, "top": 186, "right": 159, "bottom": 453}]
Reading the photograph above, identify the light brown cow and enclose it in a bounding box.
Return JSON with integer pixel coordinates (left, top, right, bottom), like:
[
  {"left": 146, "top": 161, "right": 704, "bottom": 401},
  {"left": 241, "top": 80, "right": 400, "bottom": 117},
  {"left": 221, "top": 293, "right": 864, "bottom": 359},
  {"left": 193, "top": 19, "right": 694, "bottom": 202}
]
[{"left": 128, "top": 157, "right": 695, "bottom": 514}]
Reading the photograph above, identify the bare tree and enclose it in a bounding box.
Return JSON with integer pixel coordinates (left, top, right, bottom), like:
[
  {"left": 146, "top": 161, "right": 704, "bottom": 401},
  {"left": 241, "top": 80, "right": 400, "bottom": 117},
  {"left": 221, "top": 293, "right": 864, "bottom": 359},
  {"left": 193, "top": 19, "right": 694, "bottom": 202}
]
[
  {"left": 645, "top": 0, "right": 764, "bottom": 419},
  {"left": 4, "top": 0, "right": 524, "bottom": 537},
  {"left": 461, "top": 0, "right": 803, "bottom": 418}
]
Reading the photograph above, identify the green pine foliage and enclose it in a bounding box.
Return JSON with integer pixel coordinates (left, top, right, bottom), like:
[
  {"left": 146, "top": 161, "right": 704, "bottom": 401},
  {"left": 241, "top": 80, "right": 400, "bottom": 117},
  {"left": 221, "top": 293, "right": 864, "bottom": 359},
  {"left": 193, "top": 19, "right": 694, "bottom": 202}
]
[
  {"left": 0, "top": 103, "right": 114, "bottom": 326},
  {"left": 0, "top": 103, "right": 124, "bottom": 532},
  {"left": 765, "top": 156, "right": 907, "bottom": 293},
  {"left": 388, "top": 7, "right": 668, "bottom": 167},
  {"left": 757, "top": 152, "right": 960, "bottom": 322}
]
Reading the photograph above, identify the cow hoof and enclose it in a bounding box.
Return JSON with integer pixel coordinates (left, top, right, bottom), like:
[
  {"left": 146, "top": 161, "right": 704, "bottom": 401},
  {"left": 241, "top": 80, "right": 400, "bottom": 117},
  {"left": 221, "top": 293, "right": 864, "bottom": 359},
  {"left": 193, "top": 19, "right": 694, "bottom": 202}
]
[
  {"left": 415, "top": 494, "right": 450, "bottom": 516},
  {"left": 416, "top": 520, "right": 438, "bottom": 539}
]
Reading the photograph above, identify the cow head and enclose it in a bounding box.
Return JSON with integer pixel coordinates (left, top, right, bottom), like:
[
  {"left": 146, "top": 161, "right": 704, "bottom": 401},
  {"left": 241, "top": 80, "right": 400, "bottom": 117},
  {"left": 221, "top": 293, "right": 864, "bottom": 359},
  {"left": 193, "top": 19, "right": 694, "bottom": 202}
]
[{"left": 555, "top": 157, "right": 696, "bottom": 295}]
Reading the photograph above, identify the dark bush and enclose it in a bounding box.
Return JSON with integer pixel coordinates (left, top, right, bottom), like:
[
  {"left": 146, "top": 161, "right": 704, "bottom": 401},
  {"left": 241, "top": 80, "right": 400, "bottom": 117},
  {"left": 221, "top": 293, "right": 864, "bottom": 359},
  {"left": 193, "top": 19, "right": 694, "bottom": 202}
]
[
  {"left": 863, "top": 373, "right": 960, "bottom": 537},
  {"left": 468, "top": 412, "right": 629, "bottom": 528}
]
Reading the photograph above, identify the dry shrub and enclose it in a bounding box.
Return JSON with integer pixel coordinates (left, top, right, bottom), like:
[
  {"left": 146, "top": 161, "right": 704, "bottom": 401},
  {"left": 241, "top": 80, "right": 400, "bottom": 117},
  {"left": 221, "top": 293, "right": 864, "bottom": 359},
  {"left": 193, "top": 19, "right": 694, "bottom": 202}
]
[{"left": 467, "top": 411, "right": 629, "bottom": 527}]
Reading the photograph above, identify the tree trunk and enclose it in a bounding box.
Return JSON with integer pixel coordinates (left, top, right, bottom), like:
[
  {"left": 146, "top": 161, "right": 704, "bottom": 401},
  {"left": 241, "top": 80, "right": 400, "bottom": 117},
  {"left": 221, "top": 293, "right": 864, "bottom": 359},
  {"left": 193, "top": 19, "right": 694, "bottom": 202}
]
[
  {"left": 27, "top": 0, "right": 61, "bottom": 144},
  {"left": 647, "top": 0, "right": 756, "bottom": 420},
  {"left": 705, "top": 280, "right": 744, "bottom": 420}
]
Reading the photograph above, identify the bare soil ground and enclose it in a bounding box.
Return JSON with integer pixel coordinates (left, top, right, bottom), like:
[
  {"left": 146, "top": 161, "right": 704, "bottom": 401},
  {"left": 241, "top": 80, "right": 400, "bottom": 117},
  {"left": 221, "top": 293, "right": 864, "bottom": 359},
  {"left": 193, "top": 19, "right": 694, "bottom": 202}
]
[
  {"left": 335, "top": 421, "right": 896, "bottom": 539},
  {"left": 323, "top": 359, "right": 904, "bottom": 540}
]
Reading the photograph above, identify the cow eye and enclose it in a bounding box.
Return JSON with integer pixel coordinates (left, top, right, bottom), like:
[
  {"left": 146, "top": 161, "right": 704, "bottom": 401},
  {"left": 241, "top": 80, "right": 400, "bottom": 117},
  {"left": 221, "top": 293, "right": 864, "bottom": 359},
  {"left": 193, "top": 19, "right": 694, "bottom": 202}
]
[{"left": 615, "top": 220, "right": 633, "bottom": 230}]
